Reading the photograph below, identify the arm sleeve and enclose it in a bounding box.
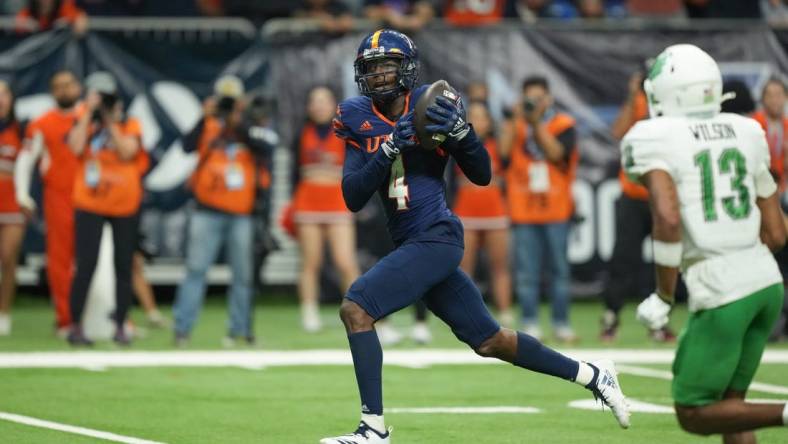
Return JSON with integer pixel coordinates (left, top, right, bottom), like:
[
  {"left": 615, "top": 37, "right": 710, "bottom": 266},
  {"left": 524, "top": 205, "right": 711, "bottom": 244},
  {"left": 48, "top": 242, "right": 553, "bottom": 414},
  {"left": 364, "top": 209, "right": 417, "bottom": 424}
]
[
  {"left": 342, "top": 144, "right": 393, "bottom": 212},
  {"left": 182, "top": 117, "right": 206, "bottom": 154},
  {"left": 443, "top": 126, "right": 491, "bottom": 186},
  {"left": 556, "top": 126, "right": 577, "bottom": 161},
  {"left": 753, "top": 126, "right": 778, "bottom": 198},
  {"left": 14, "top": 126, "right": 44, "bottom": 206},
  {"left": 621, "top": 122, "right": 674, "bottom": 183}
]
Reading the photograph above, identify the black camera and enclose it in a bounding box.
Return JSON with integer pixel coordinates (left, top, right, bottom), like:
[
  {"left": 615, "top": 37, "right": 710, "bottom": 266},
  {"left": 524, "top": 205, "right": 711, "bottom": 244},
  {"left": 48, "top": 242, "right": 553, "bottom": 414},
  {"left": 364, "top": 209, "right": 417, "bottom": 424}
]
[
  {"left": 523, "top": 98, "right": 537, "bottom": 113},
  {"left": 92, "top": 92, "right": 119, "bottom": 122},
  {"left": 216, "top": 96, "right": 236, "bottom": 118}
]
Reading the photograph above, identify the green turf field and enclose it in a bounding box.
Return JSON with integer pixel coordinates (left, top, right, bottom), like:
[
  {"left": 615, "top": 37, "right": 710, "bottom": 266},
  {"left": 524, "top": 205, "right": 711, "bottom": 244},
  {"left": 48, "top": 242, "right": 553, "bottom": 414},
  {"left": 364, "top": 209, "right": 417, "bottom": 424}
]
[{"left": 1, "top": 297, "right": 787, "bottom": 443}]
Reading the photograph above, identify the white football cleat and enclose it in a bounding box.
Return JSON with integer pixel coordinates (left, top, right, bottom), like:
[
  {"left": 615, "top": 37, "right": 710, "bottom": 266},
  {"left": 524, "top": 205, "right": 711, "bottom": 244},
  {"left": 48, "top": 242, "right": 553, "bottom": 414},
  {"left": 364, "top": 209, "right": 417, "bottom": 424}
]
[
  {"left": 376, "top": 322, "right": 403, "bottom": 347},
  {"left": 589, "top": 359, "right": 631, "bottom": 429},
  {"left": 320, "top": 421, "right": 391, "bottom": 444},
  {"left": 410, "top": 322, "right": 432, "bottom": 345}
]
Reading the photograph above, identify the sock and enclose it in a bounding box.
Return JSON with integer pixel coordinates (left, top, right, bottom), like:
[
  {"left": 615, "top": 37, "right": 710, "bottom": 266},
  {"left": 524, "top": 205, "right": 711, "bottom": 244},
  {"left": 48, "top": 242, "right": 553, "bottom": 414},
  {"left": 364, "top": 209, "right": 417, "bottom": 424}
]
[
  {"left": 361, "top": 413, "right": 386, "bottom": 434},
  {"left": 513, "top": 331, "right": 579, "bottom": 381},
  {"left": 783, "top": 403, "right": 788, "bottom": 426},
  {"left": 574, "top": 362, "right": 599, "bottom": 388},
  {"left": 348, "top": 330, "right": 383, "bottom": 415}
]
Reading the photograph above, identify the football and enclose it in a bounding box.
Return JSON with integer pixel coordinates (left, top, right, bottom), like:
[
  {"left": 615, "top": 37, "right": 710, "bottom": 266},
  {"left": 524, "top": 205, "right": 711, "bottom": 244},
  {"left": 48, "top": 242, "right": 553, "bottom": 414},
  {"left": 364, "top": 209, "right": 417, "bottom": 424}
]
[{"left": 414, "top": 79, "right": 460, "bottom": 150}]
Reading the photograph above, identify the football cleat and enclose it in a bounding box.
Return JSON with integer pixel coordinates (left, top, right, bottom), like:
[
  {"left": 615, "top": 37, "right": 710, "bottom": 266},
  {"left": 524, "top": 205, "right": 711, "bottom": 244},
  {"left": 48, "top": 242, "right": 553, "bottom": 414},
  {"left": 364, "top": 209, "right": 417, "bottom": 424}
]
[
  {"left": 649, "top": 326, "right": 677, "bottom": 343},
  {"left": 600, "top": 310, "right": 619, "bottom": 343},
  {"left": 320, "top": 421, "right": 391, "bottom": 444},
  {"left": 588, "top": 359, "right": 631, "bottom": 429}
]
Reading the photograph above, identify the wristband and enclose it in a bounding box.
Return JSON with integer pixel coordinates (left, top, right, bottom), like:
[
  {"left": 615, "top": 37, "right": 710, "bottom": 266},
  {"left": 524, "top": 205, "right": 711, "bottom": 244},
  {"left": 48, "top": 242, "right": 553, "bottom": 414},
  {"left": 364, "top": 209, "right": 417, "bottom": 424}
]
[{"left": 653, "top": 240, "right": 682, "bottom": 267}]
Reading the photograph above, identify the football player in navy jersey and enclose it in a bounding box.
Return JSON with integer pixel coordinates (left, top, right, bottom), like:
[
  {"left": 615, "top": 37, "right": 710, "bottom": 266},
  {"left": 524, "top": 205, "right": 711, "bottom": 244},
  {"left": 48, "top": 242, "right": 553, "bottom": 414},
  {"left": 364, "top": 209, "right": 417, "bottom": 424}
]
[{"left": 320, "top": 29, "right": 630, "bottom": 444}]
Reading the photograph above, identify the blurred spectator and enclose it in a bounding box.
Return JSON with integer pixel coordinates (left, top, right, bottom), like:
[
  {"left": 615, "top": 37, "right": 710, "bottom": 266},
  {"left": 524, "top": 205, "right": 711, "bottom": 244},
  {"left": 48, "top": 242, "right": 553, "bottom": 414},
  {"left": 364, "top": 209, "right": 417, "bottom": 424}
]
[
  {"left": 507, "top": 0, "right": 577, "bottom": 21},
  {"left": 363, "top": 0, "right": 436, "bottom": 32},
  {"left": 751, "top": 76, "right": 788, "bottom": 343},
  {"left": 292, "top": 86, "right": 359, "bottom": 332},
  {"left": 195, "top": 0, "right": 225, "bottom": 16},
  {"left": 626, "top": 0, "right": 683, "bottom": 16},
  {"left": 292, "top": 0, "right": 355, "bottom": 34},
  {"left": 762, "top": 0, "right": 788, "bottom": 24},
  {"left": 752, "top": 77, "right": 788, "bottom": 194},
  {"left": 601, "top": 68, "right": 676, "bottom": 343},
  {"left": 16, "top": 0, "right": 88, "bottom": 35},
  {"left": 66, "top": 71, "right": 148, "bottom": 346},
  {"left": 14, "top": 70, "right": 83, "bottom": 338},
  {"left": 500, "top": 75, "right": 578, "bottom": 342},
  {"left": 0, "top": 80, "right": 26, "bottom": 337},
  {"left": 684, "top": 0, "right": 762, "bottom": 18},
  {"left": 466, "top": 80, "right": 489, "bottom": 103},
  {"left": 453, "top": 101, "right": 513, "bottom": 327},
  {"left": 720, "top": 79, "right": 756, "bottom": 115},
  {"left": 576, "top": 0, "right": 605, "bottom": 18},
  {"left": 2, "top": 0, "right": 27, "bottom": 15},
  {"left": 174, "top": 75, "right": 275, "bottom": 347},
  {"left": 441, "top": 0, "right": 508, "bottom": 26},
  {"left": 218, "top": 0, "right": 296, "bottom": 22}
]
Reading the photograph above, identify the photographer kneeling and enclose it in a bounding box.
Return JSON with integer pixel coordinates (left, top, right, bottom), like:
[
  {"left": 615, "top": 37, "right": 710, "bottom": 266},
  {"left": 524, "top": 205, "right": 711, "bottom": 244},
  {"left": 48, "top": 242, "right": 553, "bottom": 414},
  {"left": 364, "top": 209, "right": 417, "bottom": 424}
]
[
  {"left": 174, "top": 75, "right": 276, "bottom": 347},
  {"left": 67, "top": 72, "right": 148, "bottom": 346}
]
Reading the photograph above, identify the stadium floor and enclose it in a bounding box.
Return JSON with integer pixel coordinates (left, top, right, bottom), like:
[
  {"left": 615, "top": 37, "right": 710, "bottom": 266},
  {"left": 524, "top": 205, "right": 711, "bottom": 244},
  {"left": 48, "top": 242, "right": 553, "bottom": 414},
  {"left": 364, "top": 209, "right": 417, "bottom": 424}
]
[{"left": 1, "top": 298, "right": 787, "bottom": 443}]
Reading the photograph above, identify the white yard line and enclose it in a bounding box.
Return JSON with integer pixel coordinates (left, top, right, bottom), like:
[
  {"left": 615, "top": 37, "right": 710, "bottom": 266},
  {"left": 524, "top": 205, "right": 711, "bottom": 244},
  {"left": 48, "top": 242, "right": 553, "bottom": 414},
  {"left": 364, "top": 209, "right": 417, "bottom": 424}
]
[
  {"left": 0, "top": 411, "right": 165, "bottom": 444},
  {"left": 617, "top": 364, "right": 788, "bottom": 396},
  {"left": 388, "top": 406, "right": 541, "bottom": 414},
  {"left": 0, "top": 349, "right": 787, "bottom": 373}
]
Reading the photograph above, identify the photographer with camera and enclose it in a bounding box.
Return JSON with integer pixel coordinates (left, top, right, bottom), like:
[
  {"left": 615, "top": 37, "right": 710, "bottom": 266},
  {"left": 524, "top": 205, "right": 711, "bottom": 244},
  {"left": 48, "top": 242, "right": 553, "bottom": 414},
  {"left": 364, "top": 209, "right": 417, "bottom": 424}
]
[
  {"left": 66, "top": 71, "right": 148, "bottom": 346},
  {"left": 500, "top": 75, "right": 578, "bottom": 343},
  {"left": 173, "top": 75, "right": 277, "bottom": 347}
]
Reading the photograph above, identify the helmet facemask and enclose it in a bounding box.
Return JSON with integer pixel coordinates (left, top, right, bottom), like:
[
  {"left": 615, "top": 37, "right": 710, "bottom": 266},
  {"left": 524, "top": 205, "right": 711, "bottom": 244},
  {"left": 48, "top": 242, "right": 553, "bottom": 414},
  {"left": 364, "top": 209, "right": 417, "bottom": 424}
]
[{"left": 354, "top": 54, "right": 419, "bottom": 104}]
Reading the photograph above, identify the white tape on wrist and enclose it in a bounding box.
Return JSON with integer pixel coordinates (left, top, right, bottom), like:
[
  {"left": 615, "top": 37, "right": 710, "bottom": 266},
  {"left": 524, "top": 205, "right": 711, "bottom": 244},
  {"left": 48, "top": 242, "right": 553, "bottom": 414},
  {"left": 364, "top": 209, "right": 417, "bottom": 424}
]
[{"left": 653, "top": 240, "right": 682, "bottom": 267}]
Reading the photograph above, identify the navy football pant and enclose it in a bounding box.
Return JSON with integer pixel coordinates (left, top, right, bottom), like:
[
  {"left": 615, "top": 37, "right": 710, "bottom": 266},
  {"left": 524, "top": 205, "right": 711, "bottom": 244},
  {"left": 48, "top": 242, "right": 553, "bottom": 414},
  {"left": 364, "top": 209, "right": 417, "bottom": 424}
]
[{"left": 346, "top": 240, "right": 500, "bottom": 349}]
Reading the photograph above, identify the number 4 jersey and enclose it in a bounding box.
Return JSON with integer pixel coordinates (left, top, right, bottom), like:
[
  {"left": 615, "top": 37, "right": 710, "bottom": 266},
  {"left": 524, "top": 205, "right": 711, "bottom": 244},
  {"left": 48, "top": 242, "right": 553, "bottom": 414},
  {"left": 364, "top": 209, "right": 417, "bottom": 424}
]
[
  {"left": 623, "top": 113, "right": 782, "bottom": 312},
  {"left": 335, "top": 84, "right": 464, "bottom": 247}
]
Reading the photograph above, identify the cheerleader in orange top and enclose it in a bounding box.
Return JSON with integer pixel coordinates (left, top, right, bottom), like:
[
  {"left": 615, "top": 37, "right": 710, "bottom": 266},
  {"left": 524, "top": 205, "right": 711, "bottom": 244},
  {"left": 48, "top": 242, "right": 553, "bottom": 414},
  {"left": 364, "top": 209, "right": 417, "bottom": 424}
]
[
  {"left": 292, "top": 86, "right": 359, "bottom": 332},
  {"left": 452, "top": 101, "right": 513, "bottom": 326},
  {"left": 0, "top": 81, "right": 26, "bottom": 336}
]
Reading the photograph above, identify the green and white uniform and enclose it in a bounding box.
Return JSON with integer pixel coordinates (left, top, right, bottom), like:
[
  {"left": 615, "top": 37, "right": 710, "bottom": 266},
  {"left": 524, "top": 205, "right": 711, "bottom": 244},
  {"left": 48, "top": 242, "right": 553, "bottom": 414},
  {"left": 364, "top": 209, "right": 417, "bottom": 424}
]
[{"left": 623, "top": 112, "right": 784, "bottom": 406}]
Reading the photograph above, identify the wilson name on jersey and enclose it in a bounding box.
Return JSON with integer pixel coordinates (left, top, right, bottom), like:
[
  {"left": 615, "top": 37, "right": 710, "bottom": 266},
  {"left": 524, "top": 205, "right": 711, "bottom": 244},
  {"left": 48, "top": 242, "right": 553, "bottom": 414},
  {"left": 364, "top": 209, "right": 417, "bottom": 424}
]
[{"left": 622, "top": 113, "right": 782, "bottom": 311}]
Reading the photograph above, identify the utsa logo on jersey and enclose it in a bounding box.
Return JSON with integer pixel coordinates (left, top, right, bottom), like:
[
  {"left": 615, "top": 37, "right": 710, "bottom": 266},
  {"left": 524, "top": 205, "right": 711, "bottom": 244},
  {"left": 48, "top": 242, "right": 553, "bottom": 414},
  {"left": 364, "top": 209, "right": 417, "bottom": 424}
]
[{"left": 334, "top": 84, "right": 459, "bottom": 246}]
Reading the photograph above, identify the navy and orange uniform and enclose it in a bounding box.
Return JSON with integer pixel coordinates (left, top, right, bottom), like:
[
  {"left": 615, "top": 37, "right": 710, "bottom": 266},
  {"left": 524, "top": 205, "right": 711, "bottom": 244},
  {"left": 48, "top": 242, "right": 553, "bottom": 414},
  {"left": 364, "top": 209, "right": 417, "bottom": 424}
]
[
  {"left": 291, "top": 121, "right": 351, "bottom": 224},
  {"left": 0, "top": 120, "right": 24, "bottom": 224},
  {"left": 452, "top": 136, "right": 507, "bottom": 230},
  {"left": 334, "top": 83, "right": 500, "bottom": 348}
]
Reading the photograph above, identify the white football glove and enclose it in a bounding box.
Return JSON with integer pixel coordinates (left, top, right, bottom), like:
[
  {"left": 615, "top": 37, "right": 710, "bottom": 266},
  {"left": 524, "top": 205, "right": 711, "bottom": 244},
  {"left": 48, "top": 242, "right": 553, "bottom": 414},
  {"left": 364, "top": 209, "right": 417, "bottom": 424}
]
[{"left": 636, "top": 293, "right": 672, "bottom": 330}]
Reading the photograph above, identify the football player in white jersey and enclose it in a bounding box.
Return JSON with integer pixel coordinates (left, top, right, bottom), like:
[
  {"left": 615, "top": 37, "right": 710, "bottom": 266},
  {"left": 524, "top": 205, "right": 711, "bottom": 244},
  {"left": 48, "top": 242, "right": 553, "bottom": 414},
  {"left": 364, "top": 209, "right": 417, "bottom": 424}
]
[{"left": 625, "top": 44, "right": 788, "bottom": 442}]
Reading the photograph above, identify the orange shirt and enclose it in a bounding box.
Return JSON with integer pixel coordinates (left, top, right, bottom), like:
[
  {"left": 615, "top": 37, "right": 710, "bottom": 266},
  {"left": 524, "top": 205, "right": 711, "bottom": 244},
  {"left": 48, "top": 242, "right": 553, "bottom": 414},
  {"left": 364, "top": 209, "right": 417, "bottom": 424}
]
[
  {"left": 618, "top": 92, "right": 649, "bottom": 200},
  {"left": 506, "top": 114, "right": 578, "bottom": 224},
  {"left": 72, "top": 118, "right": 149, "bottom": 217},
  {"left": 0, "top": 121, "right": 23, "bottom": 214},
  {"left": 443, "top": 0, "right": 507, "bottom": 26},
  {"left": 25, "top": 107, "right": 81, "bottom": 194},
  {"left": 292, "top": 123, "right": 348, "bottom": 217},
  {"left": 16, "top": 0, "right": 84, "bottom": 31},
  {"left": 191, "top": 117, "right": 257, "bottom": 215},
  {"left": 751, "top": 110, "right": 788, "bottom": 191}
]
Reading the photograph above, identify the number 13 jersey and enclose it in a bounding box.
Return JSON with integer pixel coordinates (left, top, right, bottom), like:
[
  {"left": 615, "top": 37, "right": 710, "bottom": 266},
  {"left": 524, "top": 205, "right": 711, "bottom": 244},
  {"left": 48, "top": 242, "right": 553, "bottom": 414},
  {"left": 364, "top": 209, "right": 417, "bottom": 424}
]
[{"left": 622, "top": 113, "right": 782, "bottom": 311}]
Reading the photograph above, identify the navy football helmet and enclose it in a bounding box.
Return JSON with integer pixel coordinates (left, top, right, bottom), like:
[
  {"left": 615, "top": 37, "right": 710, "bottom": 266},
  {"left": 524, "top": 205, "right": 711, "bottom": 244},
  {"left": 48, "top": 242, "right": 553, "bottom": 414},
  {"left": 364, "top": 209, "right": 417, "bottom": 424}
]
[{"left": 354, "top": 29, "right": 419, "bottom": 103}]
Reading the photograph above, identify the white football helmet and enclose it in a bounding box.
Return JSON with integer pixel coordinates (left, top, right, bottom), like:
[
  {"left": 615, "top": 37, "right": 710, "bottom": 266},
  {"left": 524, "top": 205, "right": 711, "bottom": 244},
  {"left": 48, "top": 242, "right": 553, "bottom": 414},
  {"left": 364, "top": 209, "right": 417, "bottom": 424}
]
[{"left": 644, "top": 44, "right": 726, "bottom": 118}]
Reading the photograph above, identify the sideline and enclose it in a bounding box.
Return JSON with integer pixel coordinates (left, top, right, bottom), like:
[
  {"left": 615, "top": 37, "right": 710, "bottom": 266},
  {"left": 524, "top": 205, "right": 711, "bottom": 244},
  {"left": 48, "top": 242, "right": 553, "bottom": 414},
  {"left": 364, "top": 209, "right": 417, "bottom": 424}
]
[{"left": 0, "top": 411, "right": 166, "bottom": 444}]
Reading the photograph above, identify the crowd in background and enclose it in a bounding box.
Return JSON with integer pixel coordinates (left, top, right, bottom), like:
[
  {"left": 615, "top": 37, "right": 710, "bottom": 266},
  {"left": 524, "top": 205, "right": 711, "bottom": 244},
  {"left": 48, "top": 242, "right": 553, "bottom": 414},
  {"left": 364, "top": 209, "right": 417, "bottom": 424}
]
[{"left": 2, "top": 0, "right": 788, "bottom": 35}]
